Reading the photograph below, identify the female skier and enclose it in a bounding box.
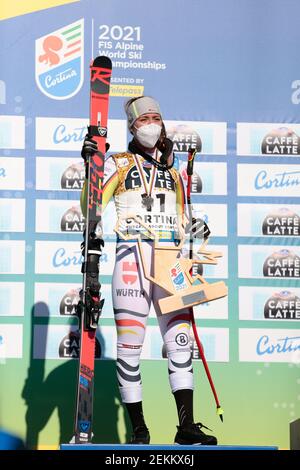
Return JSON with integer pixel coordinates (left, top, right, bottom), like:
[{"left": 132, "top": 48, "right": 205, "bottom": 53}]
[{"left": 80, "top": 96, "right": 217, "bottom": 446}]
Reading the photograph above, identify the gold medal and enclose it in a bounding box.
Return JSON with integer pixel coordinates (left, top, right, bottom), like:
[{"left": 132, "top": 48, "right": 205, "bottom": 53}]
[{"left": 141, "top": 193, "right": 154, "bottom": 211}]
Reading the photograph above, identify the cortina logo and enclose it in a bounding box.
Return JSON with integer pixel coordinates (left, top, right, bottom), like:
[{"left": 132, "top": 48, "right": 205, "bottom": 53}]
[
  {"left": 35, "top": 19, "right": 84, "bottom": 100},
  {"left": 256, "top": 334, "right": 300, "bottom": 356},
  {"left": 254, "top": 169, "right": 300, "bottom": 191}
]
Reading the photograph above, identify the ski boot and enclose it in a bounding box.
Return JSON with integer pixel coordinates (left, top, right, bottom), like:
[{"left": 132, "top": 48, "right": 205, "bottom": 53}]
[
  {"left": 174, "top": 422, "right": 217, "bottom": 445},
  {"left": 129, "top": 426, "right": 150, "bottom": 445}
]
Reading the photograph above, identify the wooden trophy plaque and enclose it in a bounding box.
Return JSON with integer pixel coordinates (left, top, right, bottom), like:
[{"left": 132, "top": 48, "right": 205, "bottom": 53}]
[{"left": 115, "top": 215, "right": 228, "bottom": 314}]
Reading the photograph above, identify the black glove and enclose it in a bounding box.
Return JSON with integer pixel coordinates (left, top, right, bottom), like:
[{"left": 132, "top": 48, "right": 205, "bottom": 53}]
[
  {"left": 81, "top": 228, "right": 104, "bottom": 256},
  {"left": 185, "top": 217, "right": 211, "bottom": 240},
  {"left": 81, "top": 134, "right": 98, "bottom": 162}
]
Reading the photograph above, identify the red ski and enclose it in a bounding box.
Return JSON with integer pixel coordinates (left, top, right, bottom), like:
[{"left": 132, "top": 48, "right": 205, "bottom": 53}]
[{"left": 73, "top": 56, "right": 112, "bottom": 444}]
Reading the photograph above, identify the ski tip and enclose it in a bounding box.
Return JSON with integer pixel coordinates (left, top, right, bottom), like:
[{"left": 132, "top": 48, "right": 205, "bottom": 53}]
[{"left": 93, "top": 56, "right": 112, "bottom": 69}]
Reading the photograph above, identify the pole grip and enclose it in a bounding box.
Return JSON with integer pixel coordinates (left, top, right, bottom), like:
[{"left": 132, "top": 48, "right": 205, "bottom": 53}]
[{"left": 187, "top": 147, "right": 196, "bottom": 176}]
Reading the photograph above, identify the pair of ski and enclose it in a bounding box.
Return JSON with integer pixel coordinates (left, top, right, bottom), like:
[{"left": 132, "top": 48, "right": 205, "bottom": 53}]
[{"left": 72, "top": 56, "right": 112, "bottom": 444}]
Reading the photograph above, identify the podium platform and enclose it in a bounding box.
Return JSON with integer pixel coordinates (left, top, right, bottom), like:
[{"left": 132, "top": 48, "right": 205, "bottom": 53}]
[{"left": 60, "top": 443, "right": 278, "bottom": 450}]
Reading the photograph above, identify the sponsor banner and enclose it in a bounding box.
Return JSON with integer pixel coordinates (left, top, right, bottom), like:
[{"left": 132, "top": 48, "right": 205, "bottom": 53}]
[
  {"left": 34, "top": 282, "right": 81, "bottom": 316},
  {"left": 35, "top": 117, "right": 127, "bottom": 152},
  {"left": 142, "top": 326, "right": 229, "bottom": 361},
  {"left": 238, "top": 245, "right": 300, "bottom": 279},
  {"left": 35, "top": 199, "right": 117, "bottom": 235},
  {"left": 192, "top": 203, "right": 227, "bottom": 236},
  {"left": 182, "top": 244, "right": 228, "bottom": 279},
  {"left": 33, "top": 325, "right": 117, "bottom": 359},
  {"left": 35, "top": 240, "right": 116, "bottom": 275},
  {"left": 0, "top": 157, "right": 25, "bottom": 190},
  {"left": 34, "top": 282, "right": 113, "bottom": 318},
  {"left": 0, "top": 325, "right": 23, "bottom": 359},
  {"left": 33, "top": 280, "right": 227, "bottom": 320},
  {"left": 36, "top": 199, "right": 84, "bottom": 233},
  {"left": 96, "top": 21, "right": 167, "bottom": 78},
  {"left": 194, "top": 295, "right": 228, "bottom": 320},
  {"left": 102, "top": 201, "right": 118, "bottom": 236},
  {"left": 36, "top": 157, "right": 84, "bottom": 191},
  {"left": 179, "top": 162, "right": 227, "bottom": 195},
  {"left": 0, "top": 241, "right": 25, "bottom": 274},
  {"left": 165, "top": 120, "right": 227, "bottom": 154},
  {"left": 237, "top": 164, "right": 300, "bottom": 197},
  {"left": 239, "top": 328, "right": 300, "bottom": 363},
  {"left": 110, "top": 84, "right": 144, "bottom": 97},
  {"left": 190, "top": 327, "right": 229, "bottom": 362},
  {"left": 142, "top": 326, "right": 163, "bottom": 359},
  {"left": 0, "top": 199, "right": 25, "bottom": 232},
  {"left": 35, "top": 19, "right": 84, "bottom": 100},
  {"left": 0, "top": 116, "right": 25, "bottom": 149},
  {"left": 237, "top": 123, "right": 300, "bottom": 156},
  {"left": 0, "top": 282, "right": 25, "bottom": 316},
  {"left": 35, "top": 158, "right": 227, "bottom": 197},
  {"left": 33, "top": 324, "right": 228, "bottom": 361},
  {"left": 239, "top": 286, "right": 300, "bottom": 321},
  {"left": 237, "top": 203, "right": 300, "bottom": 237}
]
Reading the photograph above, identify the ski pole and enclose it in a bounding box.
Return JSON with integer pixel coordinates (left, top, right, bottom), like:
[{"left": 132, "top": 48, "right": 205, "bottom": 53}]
[{"left": 186, "top": 147, "right": 224, "bottom": 422}]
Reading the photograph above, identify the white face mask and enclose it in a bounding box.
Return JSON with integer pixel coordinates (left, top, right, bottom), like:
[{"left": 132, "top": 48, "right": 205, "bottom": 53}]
[{"left": 133, "top": 123, "right": 162, "bottom": 148}]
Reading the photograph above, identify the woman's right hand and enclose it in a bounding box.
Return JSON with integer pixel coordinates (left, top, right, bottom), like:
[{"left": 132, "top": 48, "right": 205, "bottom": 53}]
[{"left": 81, "top": 134, "right": 98, "bottom": 162}]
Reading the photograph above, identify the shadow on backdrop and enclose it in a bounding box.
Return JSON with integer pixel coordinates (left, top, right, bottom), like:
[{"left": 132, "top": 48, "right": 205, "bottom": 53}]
[{"left": 22, "top": 302, "right": 130, "bottom": 448}]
